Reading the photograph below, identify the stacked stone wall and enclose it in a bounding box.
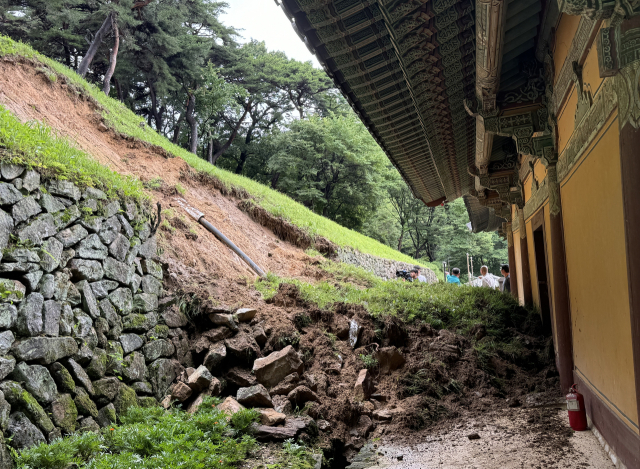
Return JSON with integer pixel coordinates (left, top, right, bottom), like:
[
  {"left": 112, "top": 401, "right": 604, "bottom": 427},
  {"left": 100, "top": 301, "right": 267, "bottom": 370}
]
[
  {"left": 336, "top": 248, "right": 438, "bottom": 282},
  {"left": 0, "top": 163, "right": 187, "bottom": 459}
]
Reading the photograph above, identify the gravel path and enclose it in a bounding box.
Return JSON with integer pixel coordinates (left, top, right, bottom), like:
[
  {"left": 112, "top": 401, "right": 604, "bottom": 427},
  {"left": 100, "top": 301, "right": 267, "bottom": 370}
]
[{"left": 348, "top": 409, "right": 614, "bottom": 468}]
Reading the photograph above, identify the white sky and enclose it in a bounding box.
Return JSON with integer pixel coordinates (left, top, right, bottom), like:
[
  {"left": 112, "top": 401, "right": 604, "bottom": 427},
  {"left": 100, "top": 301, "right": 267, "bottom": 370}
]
[{"left": 222, "top": 0, "right": 321, "bottom": 67}]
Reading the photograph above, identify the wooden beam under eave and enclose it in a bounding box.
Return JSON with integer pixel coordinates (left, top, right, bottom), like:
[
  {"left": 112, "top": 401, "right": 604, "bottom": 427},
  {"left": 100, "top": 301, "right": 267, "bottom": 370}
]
[{"left": 474, "top": 0, "right": 508, "bottom": 176}]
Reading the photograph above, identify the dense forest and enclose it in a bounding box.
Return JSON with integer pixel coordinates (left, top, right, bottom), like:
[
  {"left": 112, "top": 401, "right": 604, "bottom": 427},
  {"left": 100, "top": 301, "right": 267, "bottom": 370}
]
[{"left": 0, "top": 0, "right": 506, "bottom": 274}]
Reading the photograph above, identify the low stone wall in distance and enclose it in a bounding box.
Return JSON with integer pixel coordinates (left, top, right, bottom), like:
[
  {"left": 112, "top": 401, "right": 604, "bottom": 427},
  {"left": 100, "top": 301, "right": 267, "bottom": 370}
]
[
  {"left": 0, "top": 164, "right": 189, "bottom": 461},
  {"left": 336, "top": 247, "right": 438, "bottom": 282}
]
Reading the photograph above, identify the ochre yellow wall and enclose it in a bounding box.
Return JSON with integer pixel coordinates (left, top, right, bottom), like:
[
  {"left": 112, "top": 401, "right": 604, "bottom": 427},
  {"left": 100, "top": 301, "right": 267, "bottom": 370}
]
[
  {"left": 582, "top": 32, "right": 604, "bottom": 98},
  {"left": 557, "top": 26, "right": 606, "bottom": 155},
  {"left": 553, "top": 14, "right": 581, "bottom": 83},
  {"left": 557, "top": 85, "right": 577, "bottom": 154},
  {"left": 522, "top": 160, "right": 548, "bottom": 204},
  {"left": 560, "top": 114, "right": 638, "bottom": 430}
]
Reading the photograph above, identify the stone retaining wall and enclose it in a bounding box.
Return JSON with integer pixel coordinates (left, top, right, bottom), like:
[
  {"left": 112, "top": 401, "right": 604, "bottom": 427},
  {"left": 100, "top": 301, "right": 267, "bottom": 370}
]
[
  {"left": 0, "top": 164, "right": 190, "bottom": 461},
  {"left": 336, "top": 248, "right": 438, "bottom": 282}
]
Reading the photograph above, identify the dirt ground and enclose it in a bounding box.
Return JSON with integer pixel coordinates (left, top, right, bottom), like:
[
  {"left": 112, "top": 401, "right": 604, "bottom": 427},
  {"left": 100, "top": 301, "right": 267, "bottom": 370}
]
[{"left": 349, "top": 408, "right": 614, "bottom": 468}]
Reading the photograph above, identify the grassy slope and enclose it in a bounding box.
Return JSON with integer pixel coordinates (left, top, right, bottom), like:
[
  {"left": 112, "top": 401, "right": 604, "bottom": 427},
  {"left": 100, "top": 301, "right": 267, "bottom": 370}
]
[{"left": 0, "top": 35, "right": 439, "bottom": 271}]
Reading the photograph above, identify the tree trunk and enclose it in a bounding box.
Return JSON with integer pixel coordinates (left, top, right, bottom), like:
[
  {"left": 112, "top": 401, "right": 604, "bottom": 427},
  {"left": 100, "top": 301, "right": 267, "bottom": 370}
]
[
  {"left": 102, "top": 14, "right": 119, "bottom": 95},
  {"left": 271, "top": 172, "right": 280, "bottom": 189},
  {"left": 210, "top": 103, "right": 251, "bottom": 163},
  {"left": 397, "top": 226, "right": 405, "bottom": 251},
  {"left": 148, "top": 84, "right": 164, "bottom": 131},
  {"left": 114, "top": 77, "right": 124, "bottom": 102},
  {"left": 207, "top": 136, "right": 214, "bottom": 164},
  {"left": 172, "top": 111, "right": 185, "bottom": 144},
  {"left": 185, "top": 93, "right": 198, "bottom": 154},
  {"left": 78, "top": 12, "right": 113, "bottom": 78},
  {"left": 235, "top": 128, "right": 254, "bottom": 174}
]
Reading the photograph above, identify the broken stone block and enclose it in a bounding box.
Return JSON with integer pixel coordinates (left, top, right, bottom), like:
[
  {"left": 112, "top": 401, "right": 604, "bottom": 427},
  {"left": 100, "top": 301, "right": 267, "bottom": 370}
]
[
  {"left": 258, "top": 408, "right": 286, "bottom": 426},
  {"left": 235, "top": 307, "right": 257, "bottom": 322},
  {"left": 16, "top": 292, "right": 44, "bottom": 337},
  {"left": 68, "top": 259, "right": 103, "bottom": 282},
  {"left": 237, "top": 384, "right": 273, "bottom": 408},
  {"left": 56, "top": 224, "right": 89, "bottom": 248},
  {"left": 217, "top": 396, "right": 244, "bottom": 415},
  {"left": 354, "top": 369, "right": 374, "bottom": 400},
  {"left": 187, "top": 365, "right": 213, "bottom": 392},
  {"left": 209, "top": 313, "right": 238, "bottom": 332},
  {"left": 253, "top": 345, "right": 303, "bottom": 388},
  {"left": 287, "top": 386, "right": 319, "bottom": 407},
  {"left": 203, "top": 342, "right": 226, "bottom": 370},
  {"left": 272, "top": 395, "right": 292, "bottom": 415}
]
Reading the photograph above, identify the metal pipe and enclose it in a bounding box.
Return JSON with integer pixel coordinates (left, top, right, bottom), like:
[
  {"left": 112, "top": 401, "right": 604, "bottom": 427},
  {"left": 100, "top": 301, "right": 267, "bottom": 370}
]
[{"left": 175, "top": 198, "right": 266, "bottom": 277}]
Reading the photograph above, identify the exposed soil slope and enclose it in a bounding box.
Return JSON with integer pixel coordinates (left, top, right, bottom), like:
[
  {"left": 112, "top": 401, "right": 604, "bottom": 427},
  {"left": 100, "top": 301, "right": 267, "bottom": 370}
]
[{"left": 0, "top": 58, "right": 324, "bottom": 303}]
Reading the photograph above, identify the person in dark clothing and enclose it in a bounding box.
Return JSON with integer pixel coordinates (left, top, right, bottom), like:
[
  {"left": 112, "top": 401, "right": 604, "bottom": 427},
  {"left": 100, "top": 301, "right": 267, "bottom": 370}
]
[{"left": 501, "top": 265, "right": 511, "bottom": 293}]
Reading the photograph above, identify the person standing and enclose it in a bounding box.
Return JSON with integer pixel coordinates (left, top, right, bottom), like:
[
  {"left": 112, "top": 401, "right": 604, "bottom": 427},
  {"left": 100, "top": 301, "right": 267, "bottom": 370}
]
[
  {"left": 501, "top": 265, "right": 511, "bottom": 293},
  {"left": 478, "top": 265, "right": 498, "bottom": 289},
  {"left": 447, "top": 268, "right": 461, "bottom": 285}
]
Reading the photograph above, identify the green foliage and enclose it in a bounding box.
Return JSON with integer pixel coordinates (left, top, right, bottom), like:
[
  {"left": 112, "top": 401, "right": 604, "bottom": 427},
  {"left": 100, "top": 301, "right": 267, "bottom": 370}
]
[
  {"left": 264, "top": 439, "right": 316, "bottom": 469},
  {"left": 266, "top": 114, "right": 388, "bottom": 230},
  {"left": 0, "top": 104, "right": 146, "bottom": 202},
  {"left": 256, "top": 261, "right": 538, "bottom": 340},
  {"left": 13, "top": 402, "right": 263, "bottom": 469},
  {"left": 228, "top": 408, "right": 260, "bottom": 436},
  {"left": 358, "top": 354, "right": 379, "bottom": 369}
]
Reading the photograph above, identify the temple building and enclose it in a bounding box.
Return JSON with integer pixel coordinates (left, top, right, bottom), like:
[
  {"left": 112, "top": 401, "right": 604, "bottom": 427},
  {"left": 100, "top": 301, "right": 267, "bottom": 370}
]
[{"left": 278, "top": 0, "right": 640, "bottom": 466}]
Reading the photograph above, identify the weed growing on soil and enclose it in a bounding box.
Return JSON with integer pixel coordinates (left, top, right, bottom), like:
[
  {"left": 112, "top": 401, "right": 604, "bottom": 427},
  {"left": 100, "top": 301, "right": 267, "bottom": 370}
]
[
  {"left": 11, "top": 399, "right": 310, "bottom": 469},
  {"left": 358, "top": 354, "right": 379, "bottom": 369},
  {"left": 0, "top": 106, "right": 146, "bottom": 201},
  {"left": 0, "top": 34, "right": 433, "bottom": 269},
  {"left": 262, "top": 439, "right": 317, "bottom": 469}
]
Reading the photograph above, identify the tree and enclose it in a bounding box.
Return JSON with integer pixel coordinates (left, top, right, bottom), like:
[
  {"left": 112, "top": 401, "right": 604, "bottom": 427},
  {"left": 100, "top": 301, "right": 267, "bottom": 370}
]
[{"left": 267, "top": 114, "right": 387, "bottom": 230}]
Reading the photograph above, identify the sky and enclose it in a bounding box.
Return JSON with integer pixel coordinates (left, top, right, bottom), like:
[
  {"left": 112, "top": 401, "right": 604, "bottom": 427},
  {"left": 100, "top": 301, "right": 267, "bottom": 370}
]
[{"left": 222, "top": 0, "right": 321, "bottom": 67}]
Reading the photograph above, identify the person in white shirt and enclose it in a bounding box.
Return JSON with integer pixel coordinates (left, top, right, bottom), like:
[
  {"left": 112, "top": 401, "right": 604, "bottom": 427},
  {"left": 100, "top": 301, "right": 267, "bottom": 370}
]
[{"left": 478, "top": 265, "right": 498, "bottom": 289}]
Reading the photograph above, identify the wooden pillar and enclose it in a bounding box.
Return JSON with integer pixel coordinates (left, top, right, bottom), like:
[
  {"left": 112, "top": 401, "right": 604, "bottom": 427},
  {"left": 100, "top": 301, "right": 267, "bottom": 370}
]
[
  {"left": 506, "top": 222, "right": 519, "bottom": 300},
  {"left": 618, "top": 102, "right": 640, "bottom": 438},
  {"left": 547, "top": 164, "right": 574, "bottom": 393},
  {"left": 518, "top": 207, "right": 533, "bottom": 304},
  {"left": 614, "top": 16, "right": 640, "bottom": 443}
]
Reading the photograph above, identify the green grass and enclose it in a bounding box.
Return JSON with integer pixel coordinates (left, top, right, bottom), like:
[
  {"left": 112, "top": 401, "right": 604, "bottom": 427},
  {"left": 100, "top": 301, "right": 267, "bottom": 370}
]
[
  {"left": 256, "top": 259, "right": 538, "bottom": 337},
  {"left": 0, "top": 34, "right": 429, "bottom": 267},
  {"left": 12, "top": 399, "right": 317, "bottom": 469},
  {"left": 0, "top": 106, "right": 146, "bottom": 201}
]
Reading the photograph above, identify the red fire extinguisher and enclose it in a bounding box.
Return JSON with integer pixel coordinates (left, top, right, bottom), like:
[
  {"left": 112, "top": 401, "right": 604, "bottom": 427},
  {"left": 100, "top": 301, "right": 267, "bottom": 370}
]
[{"left": 566, "top": 384, "right": 588, "bottom": 431}]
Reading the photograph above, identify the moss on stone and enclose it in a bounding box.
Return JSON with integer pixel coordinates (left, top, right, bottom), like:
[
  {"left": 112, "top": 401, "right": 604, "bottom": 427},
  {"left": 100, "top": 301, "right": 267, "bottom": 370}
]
[
  {"left": 152, "top": 325, "right": 169, "bottom": 339},
  {"left": 20, "top": 390, "right": 54, "bottom": 432},
  {"left": 113, "top": 384, "right": 138, "bottom": 419},
  {"left": 52, "top": 394, "right": 78, "bottom": 434},
  {"left": 103, "top": 405, "right": 117, "bottom": 424},
  {"left": 137, "top": 396, "right": 157, "bottom": 408},
  {"left": 53, "top": 364, "right": 77, "bottom": 393},
  {"left": 74, "top": 389, "right": 98, "bottom": 418}
]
